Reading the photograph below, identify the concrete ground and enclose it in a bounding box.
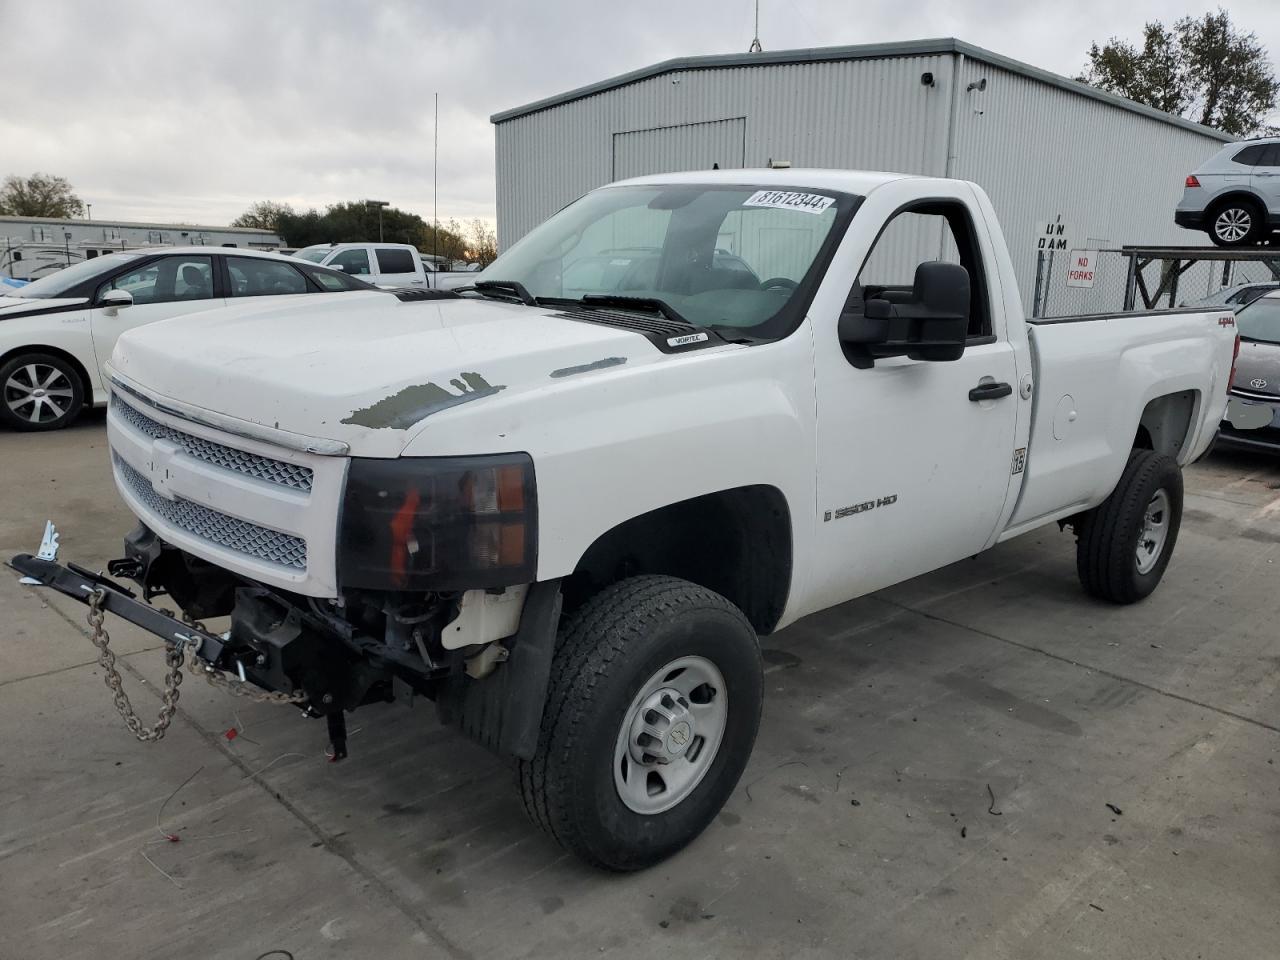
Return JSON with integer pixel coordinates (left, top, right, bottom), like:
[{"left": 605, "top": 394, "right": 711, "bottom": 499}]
[{"left": 1, "top": 410, "right": 1277, "bottom": 960}]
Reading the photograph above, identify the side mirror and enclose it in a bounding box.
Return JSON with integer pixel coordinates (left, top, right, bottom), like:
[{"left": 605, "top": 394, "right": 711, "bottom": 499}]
[
  {"left": 838, "top": 261, "right": 970, "bottom": 368},
  {"left": 99, "top": 289, "right": 133, "bottom": 316},
  {"left": 328, "top": 263, "right": 345, "bottom": 272}
]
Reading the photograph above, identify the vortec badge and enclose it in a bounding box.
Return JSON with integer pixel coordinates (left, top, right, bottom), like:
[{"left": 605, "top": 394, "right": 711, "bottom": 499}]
[{"left": 667, "top": 332, "right": 709, "bottom": 347}]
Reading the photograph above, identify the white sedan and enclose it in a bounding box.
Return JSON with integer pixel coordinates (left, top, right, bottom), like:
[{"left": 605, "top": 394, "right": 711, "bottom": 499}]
[{"left": 0, "top": 247, "right": 377, "bottom": 430}]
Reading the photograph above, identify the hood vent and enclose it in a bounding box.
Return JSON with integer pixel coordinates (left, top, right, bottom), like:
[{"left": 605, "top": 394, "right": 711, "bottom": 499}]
[{"left": 553, "top": 308, "right": 722, "bottom": 354}]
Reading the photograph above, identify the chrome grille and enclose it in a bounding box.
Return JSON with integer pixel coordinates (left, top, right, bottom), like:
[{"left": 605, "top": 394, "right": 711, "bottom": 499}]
[
  {"left": 112, "top": 396, "right": 314, "bottom": 492},
  {"left": 115, "top": 457, "right": 307, "bottom": 570}
]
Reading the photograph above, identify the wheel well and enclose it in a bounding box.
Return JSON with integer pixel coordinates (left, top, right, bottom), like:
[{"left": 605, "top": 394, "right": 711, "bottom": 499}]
[
  {"left": 1208, "top": 191, "right": 1264, "bottom": 216},
  {"left": 1135, "top": 391, "right": 1197, "bottom": 459},
  {"left": 0, "top": 344, "right": 95, "bottom": 404},
  {"left": 565, "top": 485, "right": 792, "bottom": 635}
]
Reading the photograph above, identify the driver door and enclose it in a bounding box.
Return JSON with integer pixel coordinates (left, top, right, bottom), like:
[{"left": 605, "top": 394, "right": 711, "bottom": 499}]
[
  {"left": 809, "top": 188, "right": 1020, "bottom": 611},
  {"left": 89, "top": 254, "right": 223, "bottom": 382}
]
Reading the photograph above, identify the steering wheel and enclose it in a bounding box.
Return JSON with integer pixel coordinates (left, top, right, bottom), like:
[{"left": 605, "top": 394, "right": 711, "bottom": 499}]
[{"left": 761, "top": 277, "right": 798, "bottom": 292}]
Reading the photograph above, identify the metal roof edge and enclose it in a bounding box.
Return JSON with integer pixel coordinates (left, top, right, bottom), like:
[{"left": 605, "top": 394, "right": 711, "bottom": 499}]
[{"left": 490, "top": 36, "right": 1232, "bottom": 142}]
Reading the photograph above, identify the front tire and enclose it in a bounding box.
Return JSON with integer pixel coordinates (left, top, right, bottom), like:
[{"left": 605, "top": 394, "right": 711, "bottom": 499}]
[
  {"left": 517, "top": 575, "right": 763, "bottom": 871},
  {"left": 0, "top": 352, "right": 85, "bottom": 431},
  {"left": 1075, "top": 449, "right": 1183, "bottom": 604}
]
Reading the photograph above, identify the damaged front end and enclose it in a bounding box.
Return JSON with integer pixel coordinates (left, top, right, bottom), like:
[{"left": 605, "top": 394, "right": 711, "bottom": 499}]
[{"left": 10, "top": 520, "right": 561, "bottom": 762}]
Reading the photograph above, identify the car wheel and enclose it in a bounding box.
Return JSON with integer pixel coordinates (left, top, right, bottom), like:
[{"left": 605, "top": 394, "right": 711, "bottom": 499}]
[
  {"left": 517, "top": 575, "right": 763, "bottom": 871},
  {"left": 1075, "top": 449, "right": 1183, "bottom": 604},
  {"left": 0, "top": 353, "right": 85, "bottom": 431},
  {"left": 1208, "top": 200, "right": 1263, "bottom": 247}
]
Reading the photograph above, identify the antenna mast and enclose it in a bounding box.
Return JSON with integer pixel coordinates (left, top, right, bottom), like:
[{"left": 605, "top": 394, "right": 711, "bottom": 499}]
[{"left": 749, "top": 0, "right": 762, "bottom": 52}]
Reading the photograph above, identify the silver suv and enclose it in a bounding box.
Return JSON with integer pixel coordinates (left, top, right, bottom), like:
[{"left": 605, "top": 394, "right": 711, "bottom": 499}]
[{"left": 1175, "top": 138, "right": 1280, "bottom": 247}]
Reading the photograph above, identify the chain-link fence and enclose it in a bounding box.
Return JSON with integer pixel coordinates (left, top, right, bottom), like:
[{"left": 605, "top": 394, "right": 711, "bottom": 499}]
[{"left": 1033, "top": 247, "right": 1280, "bottom": 319}]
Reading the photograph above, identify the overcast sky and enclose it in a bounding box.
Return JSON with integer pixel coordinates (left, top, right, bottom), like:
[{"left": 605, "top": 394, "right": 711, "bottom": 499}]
[{"left": 2, "top": 0, "right": 1278, "bottom": 229}]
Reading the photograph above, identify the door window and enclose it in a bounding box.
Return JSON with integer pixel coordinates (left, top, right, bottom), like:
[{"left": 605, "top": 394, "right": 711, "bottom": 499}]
[
  {"left": 330, "top": 248, "right": 371, "bottom": 275},
  {"left": 374, "top": 248, "right": 416, "bottom": 274},
  {"left": 226, "top": 257, "right": 310, "bottom": 297},
  {"left": 100, "top": 256, "right": 213, "bottom": 304},
  {"left": 853, "top": 203, "right": 992, "bottom": 338}
]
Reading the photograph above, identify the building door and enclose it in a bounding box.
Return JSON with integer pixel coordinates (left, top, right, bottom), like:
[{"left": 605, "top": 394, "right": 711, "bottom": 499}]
[{"left": 612, "top": 118, "right": 746, "bottom": 181}]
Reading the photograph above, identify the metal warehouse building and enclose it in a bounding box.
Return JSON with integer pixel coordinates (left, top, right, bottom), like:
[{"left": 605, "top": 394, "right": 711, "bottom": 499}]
[{"left": 491, "top": 38, "right": 1231, "bottom": 310}]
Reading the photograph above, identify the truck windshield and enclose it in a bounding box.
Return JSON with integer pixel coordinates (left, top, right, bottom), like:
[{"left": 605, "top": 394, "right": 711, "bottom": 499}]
[
  {"left": 293, "top": 248, "right": 331, "bottom": 263},
  {"left": 8, "top": 253, "right": 140, "bottom": 298},
  {"left": 1238, "top": 296, "right": 1280, "bottom": 345},
  {"left": 479, "top": 184, "right": 858, "bottom": 335}
]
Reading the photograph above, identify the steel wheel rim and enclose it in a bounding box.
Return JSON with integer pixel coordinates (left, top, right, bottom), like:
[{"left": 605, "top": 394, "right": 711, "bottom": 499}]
[
  {"left": 613, "top": 655, "right": 728, "bottom": 815},
  {"left": 4, "top": 363, "right": 74, "bottom": 423},
  {"left": 1136, "top": 489, "right": 1171, "bottom": 575},
  {"left": 1215, "top": 208, "right": 1251, "bottom": 243}
]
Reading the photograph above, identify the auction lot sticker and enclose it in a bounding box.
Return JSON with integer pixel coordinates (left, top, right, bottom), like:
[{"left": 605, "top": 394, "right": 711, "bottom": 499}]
[{"left": 744, "top": 190, "right": 835, "bottom": 215}]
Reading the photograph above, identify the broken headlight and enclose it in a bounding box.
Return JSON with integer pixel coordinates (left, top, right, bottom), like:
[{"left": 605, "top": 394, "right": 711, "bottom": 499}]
[{"left": 338, "top": 454, "right": 537, "bottom": 591}]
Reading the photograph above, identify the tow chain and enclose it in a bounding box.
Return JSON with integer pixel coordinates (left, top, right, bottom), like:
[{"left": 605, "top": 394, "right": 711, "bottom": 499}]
[{"left": 86, "top": 589, "right": 307, "bottom": 743}]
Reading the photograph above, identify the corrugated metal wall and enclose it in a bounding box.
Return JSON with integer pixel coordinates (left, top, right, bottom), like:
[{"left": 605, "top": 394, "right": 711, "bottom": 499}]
[
  {"left": 495, "top": 53, "right": 953, "bottom": 246},
  {"left": 613, "top": 117, "right": 747, "bottom": 179},
  {"left": 494, "top": 51, "right": 1229, "bottom": 309},
  {"left": 950, "top": 57, "right": 1228, "bottom": 311}
]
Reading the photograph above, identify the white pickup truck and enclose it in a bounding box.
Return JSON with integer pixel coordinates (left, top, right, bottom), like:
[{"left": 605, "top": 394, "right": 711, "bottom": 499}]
[
  {"left": 293, "top": 242, "right": 476, "bottom": 290},
  {"left": 12, "top": 170, "right": 1238, "bottom": 872}
]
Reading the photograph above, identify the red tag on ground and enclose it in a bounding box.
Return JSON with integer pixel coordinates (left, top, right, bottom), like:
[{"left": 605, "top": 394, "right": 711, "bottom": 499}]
[{"left": 224, "top": 728, "right": 238, "bottom": 741}]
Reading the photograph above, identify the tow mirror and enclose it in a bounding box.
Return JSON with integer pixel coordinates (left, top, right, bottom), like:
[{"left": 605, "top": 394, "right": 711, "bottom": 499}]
[
  {"left": 838, "top": 261, "right": 970, "bottom": 368},
  {"left": 99, "top": 289, "right": 134, "bottom": 316}
]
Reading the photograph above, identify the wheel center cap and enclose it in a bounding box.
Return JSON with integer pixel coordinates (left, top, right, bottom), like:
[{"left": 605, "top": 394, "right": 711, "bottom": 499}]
[
  {"left": 32, "top": 388, "right": 46, "bottom": 398},
  {"left": 666, "top": 720, "right": 693, "bottom": 755}
]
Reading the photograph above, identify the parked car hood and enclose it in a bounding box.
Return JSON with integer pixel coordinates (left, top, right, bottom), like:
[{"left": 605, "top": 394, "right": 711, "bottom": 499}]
[
  {"left": 1233, "top": 339, "right": 1280, "bottom": 399},
  {"left": 107, "top": 291, "right": 674, "bottom": 457}
]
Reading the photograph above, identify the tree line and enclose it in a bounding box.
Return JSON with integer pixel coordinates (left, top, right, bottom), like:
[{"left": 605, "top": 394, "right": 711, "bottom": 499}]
[{"left": 231, "top": 200, "right": 497, "bottom": 266}]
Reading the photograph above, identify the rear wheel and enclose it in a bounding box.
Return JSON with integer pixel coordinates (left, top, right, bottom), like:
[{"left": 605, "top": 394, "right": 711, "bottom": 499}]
[
  {"left": 1075, "top": 449, "right": 1183, "bottom": 604},
  {"left": 517, "top": 575, "right": 762, "bottom": 871},
  {"left": 0, "top": 353, "right": 84, "bottom": 431},
  {"left": 1208, "top": 199, "right": 1263, "bottom": 247}
]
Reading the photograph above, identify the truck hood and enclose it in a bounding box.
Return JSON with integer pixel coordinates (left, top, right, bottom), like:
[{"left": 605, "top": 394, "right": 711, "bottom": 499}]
[{"left": 108, "top": 291, "right": 673, "bottom": 457}]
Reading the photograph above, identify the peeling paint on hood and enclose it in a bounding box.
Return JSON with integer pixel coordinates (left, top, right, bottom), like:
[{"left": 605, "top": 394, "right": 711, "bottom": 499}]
[{"left": 341, "top": 373, "right": 506, "bottom": 429}]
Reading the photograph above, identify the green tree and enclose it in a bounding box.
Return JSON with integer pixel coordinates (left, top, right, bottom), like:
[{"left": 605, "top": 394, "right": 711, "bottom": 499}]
[
  {"left": 0, "top": 173, "right": 86, "bottom": 218},
  {"left": 273, "top": 201, "right": 428, "bottom": 248},
  {"left": 230, "top": 200, "right": 295, "bottom": 233},
  {"left": 1080, "top": 9, "right": 1278, "bottom": 136}
]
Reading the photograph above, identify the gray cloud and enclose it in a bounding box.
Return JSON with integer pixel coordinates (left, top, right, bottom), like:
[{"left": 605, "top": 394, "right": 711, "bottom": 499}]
[{"left": 2, "top": 0, "right": 1277, "bottom": 227}]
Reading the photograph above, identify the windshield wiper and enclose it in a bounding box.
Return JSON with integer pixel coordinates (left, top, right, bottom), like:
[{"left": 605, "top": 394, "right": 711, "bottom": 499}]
[
  {"left": 579, "top": 294, "right": 692, "bottom": 327},
  {"left": 468, "top": 279, "right": 538, "bottom": 306}
]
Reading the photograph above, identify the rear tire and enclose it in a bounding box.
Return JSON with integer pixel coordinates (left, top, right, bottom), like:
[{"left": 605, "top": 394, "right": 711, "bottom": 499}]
[
  {"left": 1208, "top": 199, "right": 1263, "bottom": 247},
  {"left": 517, "top": 575, "right": 762, "bottom": 871},
  {"left": 0, "top": 352, "right": 85, "bottom": 431},
  {"left": 1075, "top": 449, "right": 1183, "bottom": 604}
]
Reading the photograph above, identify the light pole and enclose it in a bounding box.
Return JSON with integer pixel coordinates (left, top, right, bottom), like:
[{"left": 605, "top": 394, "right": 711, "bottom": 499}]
[
  {"left": 86, "top": 203, "right": 92, "bottom": 221},
  {"left": 366, "top": 200, "right": 390, "bottom": 242}
]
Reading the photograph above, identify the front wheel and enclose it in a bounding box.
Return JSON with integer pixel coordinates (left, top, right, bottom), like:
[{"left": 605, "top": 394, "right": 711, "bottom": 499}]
[
  {"left": 0, "top": 352, "right": 85, "bottom": 431},
  {"left": 517, "top": 575, "right": 762, "bottom": 871},
  {"left": 1075, "top": 449, "right": 1183, "bottom": 604}
]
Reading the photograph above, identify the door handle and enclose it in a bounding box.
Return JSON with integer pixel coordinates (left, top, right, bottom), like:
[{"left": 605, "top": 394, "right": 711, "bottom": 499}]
[{"left": 969, "top": 381, "right": 1013, "bottom": 402}]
